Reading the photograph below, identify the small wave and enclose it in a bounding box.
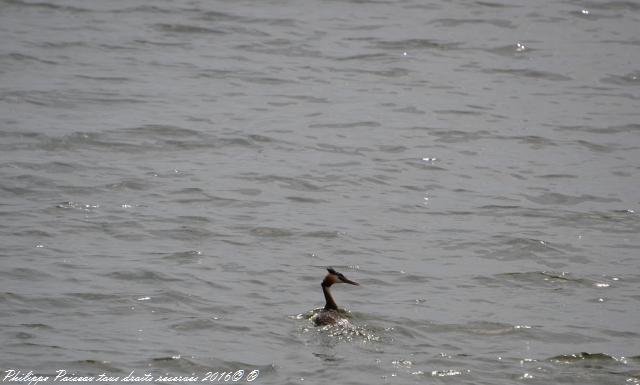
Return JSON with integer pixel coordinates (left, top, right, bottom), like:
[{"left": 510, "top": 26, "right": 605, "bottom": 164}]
[
  {"left": 549, "top": 352, "right": 626, "bottom": 363},
  {"left": 286, "top": 196, "right": 328, "bottom": 203},
  {"left": 479, "top": 271, "right": 620, "bottom": 292},
  {"left": 150, "top": 227, "right": 217, "bottom": 241},
  {"left": 487, "top": 43, "right": 533, "bottom": 57},
  {"left": 579, "top": 1, "right": 640, "bottom": 11},
  {"left": 536, "top": 173, "right": 579, "bottom": 179},
  {"left": 170, "top": 318, "right": 220, "bottom": 332},
  {"left": 428, "top": 129, "right": 490, "bottom": 143},
  {"left": 373, "top": 38, "right": 461, "bottom": 51},
  {"left": 109, "top": 5, "right": 176, "bottom": 14},
  {"left": 234, "top": 43, "right": 321, "bottom": 59},
  {"left": 121, "top": 124, "right": 202, "bottom": 138},
  {"left": 334, "top": 53, "right": 390, "bottom": 61},
  {"left": 556, "top": 210, "right": 640, "bottom": 234},
  {"left": 74, "top": 75, "right": 131, "bottom": 82},
  {"left": 555, "top": 123, "right": 640, "bottom": 134},
  {"left": 56, "top": 201, "right": 100, "bottom": 211},
  {"left": 3, "top": 0, "right": 90, "bottom": 12},
  {"left": 107, "top": 270, "right": 179, "bottom": 282},
  {"left": 434, "top": 109, "right": 484, "bottom": 116},
  {"left": 522, "top": 192, "right": 621, "bottom": 205},
  {"left": 462, "top": 321, "right": 531, "bottom": 336},
  {"left": 431, "top": 18, "right": 515, "bottom": 29},
  {"left": 249, "top": 227, "right": 294, "bottom": 237},
  {"left": 310, "top": 121, "right": 382, "bottom": 129},
  {"left": 430, "top": 368, "right": 471, "bottom": 377},
  {"left": 2, "top": 89, "right": 147, "bottom": 108},
  {"left": 303, "top": 231, "right": 343, "bottom": 239},
  {"left": 600, "top": 71, "right": 640, "bottom": 86},
  {"left": 66, "top": 292, "right": 123, "bottom": 302},
  {"left": 160, "top": 250, "right": 203, "bottom": 264},
  {"left": 153, "top": 23, "right": 226, "bottom": 34},
  {"left": 240, "top": 174, "right": 328, "bottom": 192},
  {"left": 0, "top": 52, "right": 59, "bottom": 65},
  {"left": 484, "top": 68, "right": 572, "bottom": 81}
]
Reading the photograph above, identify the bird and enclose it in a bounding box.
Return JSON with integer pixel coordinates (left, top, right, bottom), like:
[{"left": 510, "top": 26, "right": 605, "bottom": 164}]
[{"left": 312, "top": 267, "right": 359, "bottom": 326}]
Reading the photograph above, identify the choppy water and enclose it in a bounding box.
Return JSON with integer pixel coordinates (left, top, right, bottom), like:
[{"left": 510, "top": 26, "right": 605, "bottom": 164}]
[{"left": 1, "top": 0, "right": 639, "bottom": 384}]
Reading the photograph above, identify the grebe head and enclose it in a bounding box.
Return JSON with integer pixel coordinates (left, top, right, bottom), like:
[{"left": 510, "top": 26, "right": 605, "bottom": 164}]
[{"left": 323, "top": 267, "right": 359, "bottom": 287}]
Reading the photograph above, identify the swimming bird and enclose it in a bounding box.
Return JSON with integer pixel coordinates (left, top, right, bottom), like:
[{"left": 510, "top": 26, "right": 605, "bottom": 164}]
[{"left": 312, "top": 267, "right": 359, "bottom": 326}]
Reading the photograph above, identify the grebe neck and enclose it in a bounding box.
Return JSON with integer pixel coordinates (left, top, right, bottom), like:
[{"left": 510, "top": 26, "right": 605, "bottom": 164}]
[{"left": 322, "top": 283, "right": 338, "bottom": 310}]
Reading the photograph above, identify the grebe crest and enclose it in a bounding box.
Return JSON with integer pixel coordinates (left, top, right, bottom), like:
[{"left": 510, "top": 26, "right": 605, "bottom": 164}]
[{"left": 312, "top": 267, "right": 359, "bottom": 326}]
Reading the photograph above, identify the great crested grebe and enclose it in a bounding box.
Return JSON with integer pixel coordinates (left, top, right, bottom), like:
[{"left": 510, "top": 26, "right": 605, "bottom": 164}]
[{"left": 312, "top": 267, "right": 359, "bottom": 326}]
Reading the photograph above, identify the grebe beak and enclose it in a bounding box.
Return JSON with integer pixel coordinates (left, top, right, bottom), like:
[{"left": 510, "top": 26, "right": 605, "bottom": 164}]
[{"left": 340, "top": 276, "right": 359, "bottom": 285}]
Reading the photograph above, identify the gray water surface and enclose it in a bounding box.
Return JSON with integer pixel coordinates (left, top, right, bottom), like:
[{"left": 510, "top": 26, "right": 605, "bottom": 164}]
[{"left": 1, "top": 0, "right": 639, "bottom": 384}]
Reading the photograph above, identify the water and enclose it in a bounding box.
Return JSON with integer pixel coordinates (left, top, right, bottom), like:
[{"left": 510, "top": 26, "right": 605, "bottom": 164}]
[{"left": 1, "top": 0, "right": 639, "bottom": 383}]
